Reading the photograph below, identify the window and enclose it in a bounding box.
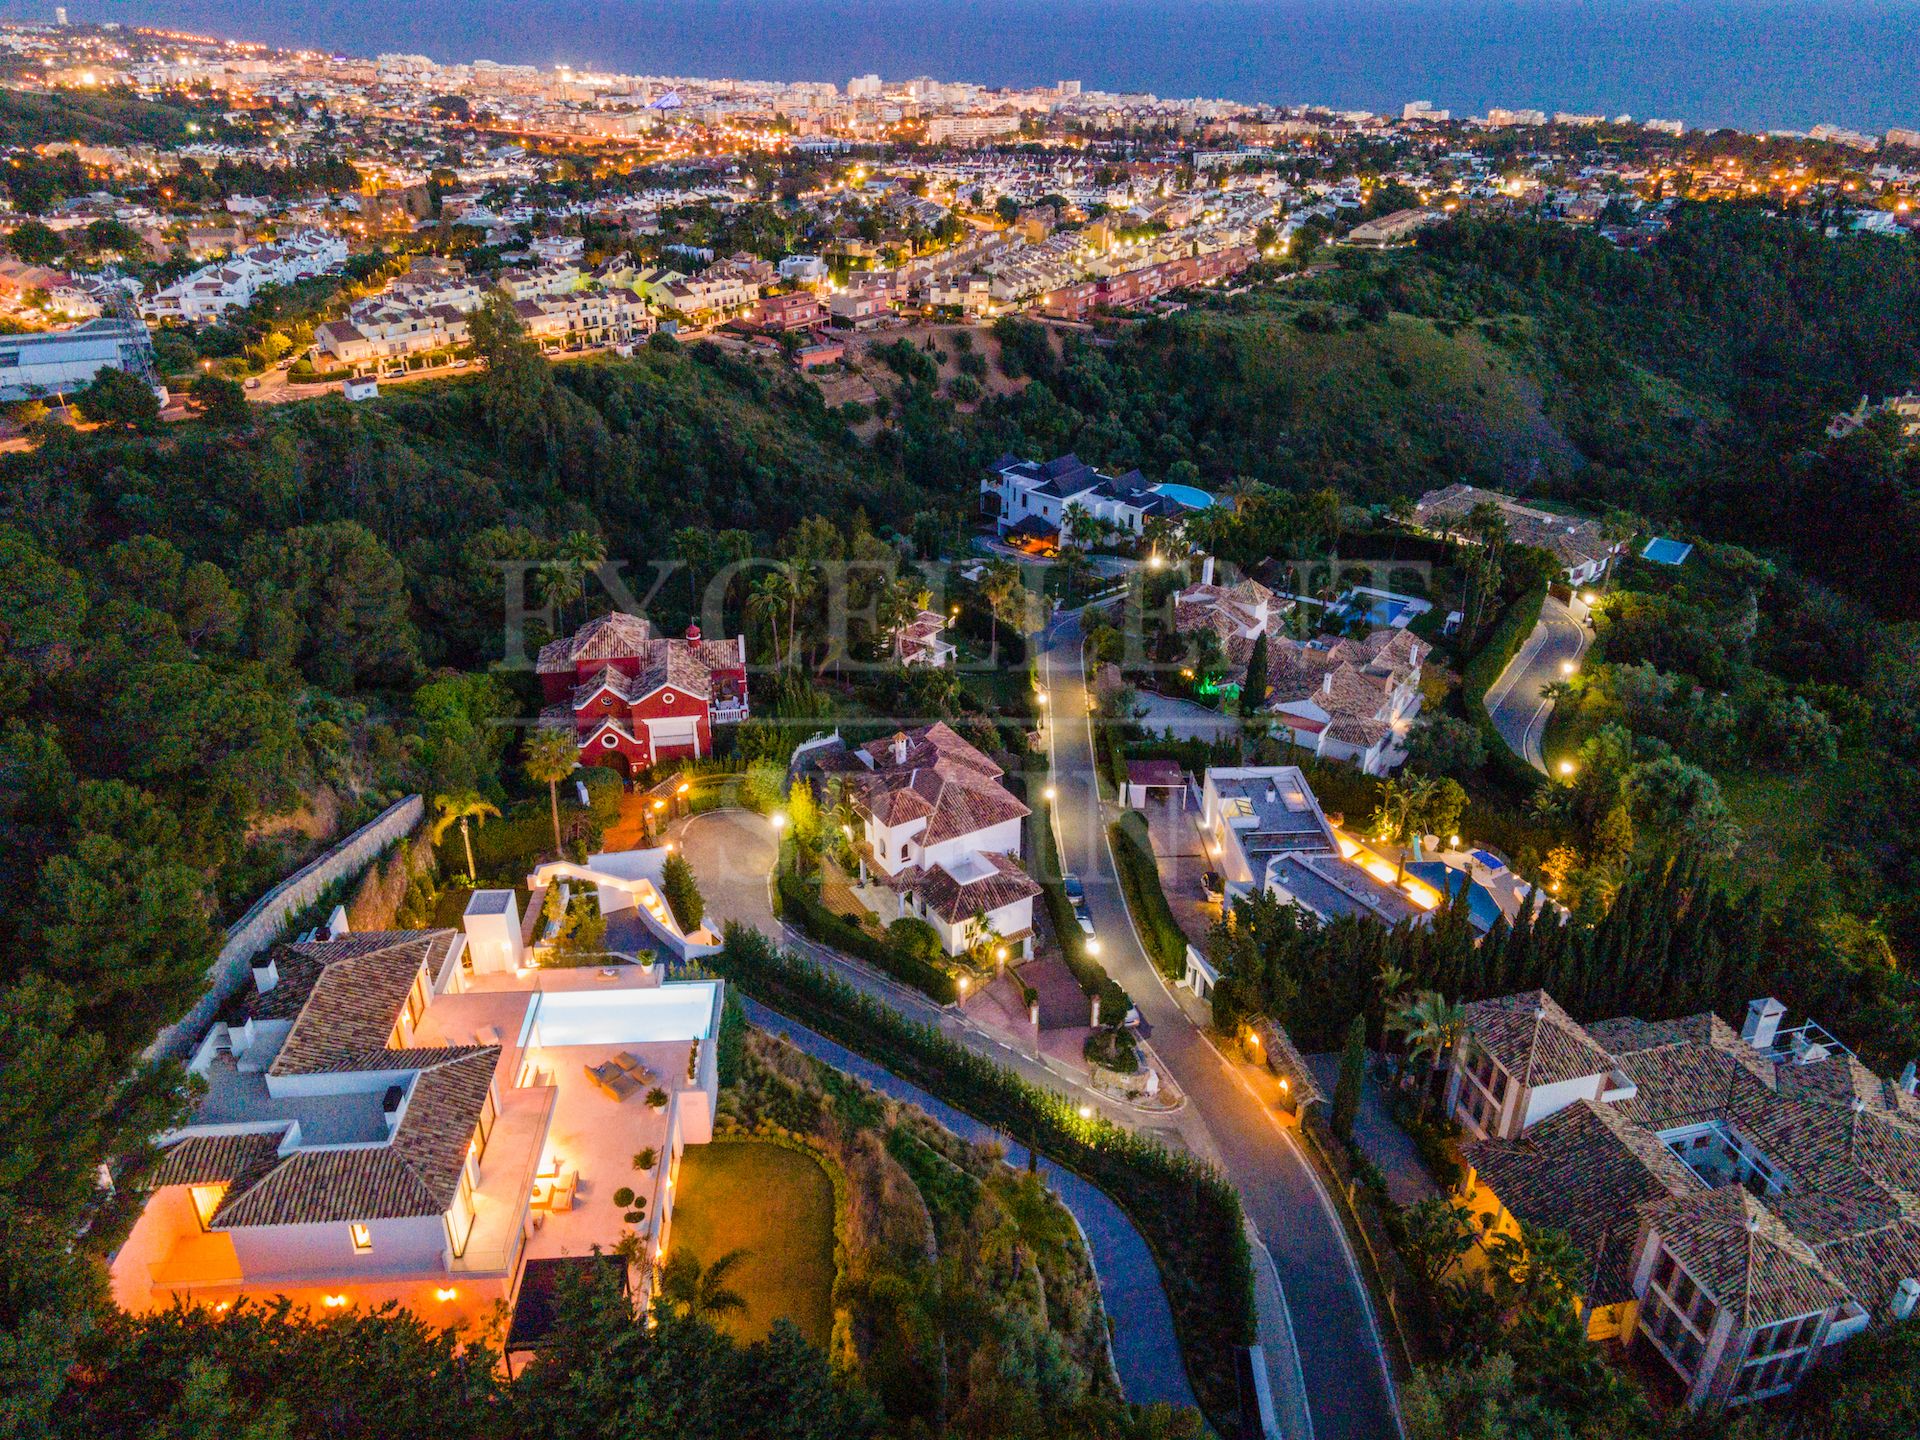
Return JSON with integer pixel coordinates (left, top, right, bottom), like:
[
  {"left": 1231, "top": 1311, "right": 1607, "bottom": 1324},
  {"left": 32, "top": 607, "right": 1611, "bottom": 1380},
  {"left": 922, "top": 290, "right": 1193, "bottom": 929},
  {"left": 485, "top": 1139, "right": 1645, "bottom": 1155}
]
[
  {"left": 350, "top": 1222, "right": 373, "bottom": 1253},
  {"left": 404, "top": 974, "right": 426, "bottom": 1029},
  {"left": 189, "top": 1183, "right": 227, "bottom": 1231}
]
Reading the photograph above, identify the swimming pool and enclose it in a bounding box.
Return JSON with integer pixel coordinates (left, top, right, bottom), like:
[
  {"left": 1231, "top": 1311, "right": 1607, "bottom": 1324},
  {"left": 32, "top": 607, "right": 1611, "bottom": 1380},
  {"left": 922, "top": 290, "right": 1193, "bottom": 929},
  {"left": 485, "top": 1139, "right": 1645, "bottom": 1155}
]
[
  {"left": 517, "top": 981, "right": 719, "bottom": 1048},
  {"left": 1149, "top": 482, "right": 1215, "bottom": 511}
]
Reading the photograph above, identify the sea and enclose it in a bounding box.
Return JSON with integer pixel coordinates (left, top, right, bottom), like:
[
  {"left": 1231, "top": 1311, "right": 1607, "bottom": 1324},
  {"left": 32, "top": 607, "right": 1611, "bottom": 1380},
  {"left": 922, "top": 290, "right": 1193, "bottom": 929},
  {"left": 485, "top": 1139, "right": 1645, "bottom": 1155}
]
[{"left": 23, "top": 0, "right": 1920, "bottom": 135}]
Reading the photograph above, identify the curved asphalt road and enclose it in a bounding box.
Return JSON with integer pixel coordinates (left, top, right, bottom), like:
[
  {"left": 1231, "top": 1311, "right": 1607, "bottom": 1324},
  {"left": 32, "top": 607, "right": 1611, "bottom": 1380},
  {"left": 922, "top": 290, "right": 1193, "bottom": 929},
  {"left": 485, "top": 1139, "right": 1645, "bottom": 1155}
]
[
  {"left": 1040, "top": 614, "right": 1401, "bottom": 1440},
  {"left": 1481, "top": 594, "right": 1589, "bottom": 772}
]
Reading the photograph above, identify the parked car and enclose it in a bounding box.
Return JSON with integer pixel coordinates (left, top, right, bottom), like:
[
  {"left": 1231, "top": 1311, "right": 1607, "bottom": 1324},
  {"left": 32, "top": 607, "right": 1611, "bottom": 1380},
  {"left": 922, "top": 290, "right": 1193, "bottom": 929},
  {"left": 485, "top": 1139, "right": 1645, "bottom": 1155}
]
[
  {"left": 1063, "top": 874, "right": 1085, "bottom": 907},
  {"left": 1076, "top": 911, "right": 1096, "bottom": 937}
]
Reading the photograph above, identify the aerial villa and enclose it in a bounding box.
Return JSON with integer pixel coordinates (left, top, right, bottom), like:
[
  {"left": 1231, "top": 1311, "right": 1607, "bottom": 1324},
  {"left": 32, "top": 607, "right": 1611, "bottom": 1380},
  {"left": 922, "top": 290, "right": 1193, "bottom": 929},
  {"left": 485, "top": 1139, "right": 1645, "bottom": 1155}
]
[{"left": 110, "top": 849, "right": 725, "bottom": 1360}]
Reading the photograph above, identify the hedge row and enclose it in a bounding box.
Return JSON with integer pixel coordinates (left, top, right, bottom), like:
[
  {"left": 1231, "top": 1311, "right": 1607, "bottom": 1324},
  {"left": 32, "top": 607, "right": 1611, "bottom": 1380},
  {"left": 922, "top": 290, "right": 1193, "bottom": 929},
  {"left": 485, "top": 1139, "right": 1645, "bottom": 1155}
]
[
  {"left": 1109, "top": 811, "right": 1190, "bottom": 979},
  {"left": 1459, "top": 583, "right": 1550, "bottom": 796},
  {"left": 713, "top": 925, "right": 1256, "bottom": 1428},
  {"left": 775, "top": 869, "right": 960, "bottom": 1004}
]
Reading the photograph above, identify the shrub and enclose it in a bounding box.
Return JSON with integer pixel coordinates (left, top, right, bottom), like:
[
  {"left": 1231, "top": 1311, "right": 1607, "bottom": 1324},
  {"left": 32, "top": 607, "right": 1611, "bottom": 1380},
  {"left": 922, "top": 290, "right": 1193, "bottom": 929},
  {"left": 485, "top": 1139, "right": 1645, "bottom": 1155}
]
[
  {"left": 614, "top": 1186, "right": 635, "bottom": 1207},
  {"left": 1083, "top": 1026, "right": 1141, "bottom": 1074},
  {"left": 661, "top": 851, "right": 704, "bottom": 931},
  {"left": 646, "top": 1087, "right": 668, "bottom": 1110}
]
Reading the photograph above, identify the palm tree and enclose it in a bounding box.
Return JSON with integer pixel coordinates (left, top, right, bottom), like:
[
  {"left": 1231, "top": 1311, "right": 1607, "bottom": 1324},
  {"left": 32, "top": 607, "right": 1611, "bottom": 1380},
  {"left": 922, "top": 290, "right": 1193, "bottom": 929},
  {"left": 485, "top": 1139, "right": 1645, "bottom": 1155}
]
[
  {"left": 749, "top": 567, "right": 803, "bottom": 669},
  {"left": 657, "top": 1246, "right": 751, "bottom": 1323},
  {"left": 522, "top": 725, "right": 580, "bottom": 858},
  {"left": 430, "top": 792, "right": 500, "bottom": 884},
  {"left": 537, "top": 559, "right": 585, "bottom": 631},
  {"left": 1061, "top": 499, "right": 1094, "bottom": 549},
  {"left": 1387, "top": 989, "right": 1468, "bottom": 1117}
]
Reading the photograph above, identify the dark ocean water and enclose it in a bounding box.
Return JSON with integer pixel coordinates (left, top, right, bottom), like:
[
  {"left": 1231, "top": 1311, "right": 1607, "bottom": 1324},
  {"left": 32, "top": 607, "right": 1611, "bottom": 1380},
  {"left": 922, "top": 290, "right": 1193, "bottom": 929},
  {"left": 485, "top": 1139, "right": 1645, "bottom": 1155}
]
[{"left": 28, "top": 1, "right": 1920, "bottom": 134}]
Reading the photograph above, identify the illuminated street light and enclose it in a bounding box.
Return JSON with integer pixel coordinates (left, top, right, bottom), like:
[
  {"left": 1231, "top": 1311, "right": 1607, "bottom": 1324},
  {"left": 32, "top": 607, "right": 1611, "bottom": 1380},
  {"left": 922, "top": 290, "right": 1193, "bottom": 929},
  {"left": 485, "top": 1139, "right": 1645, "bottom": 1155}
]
[
  {"left": 770, "top": 811, "right": 788, "bottom": 831},
  {"left": 1043, "top": 785, "right": 1057, "bottom": 801},
  {"left": 1078, "top": 1104, "right": 1093, "bottom": 1119},
  {"left": 1558, "top": 760, "right": 1576, "bottom": 778},
  {"left": 1560, "top": 661, "right": 1578, "bottom": 677},
  {"left": 1085, "top": 938, "right": 1101, "bottom": 956}
]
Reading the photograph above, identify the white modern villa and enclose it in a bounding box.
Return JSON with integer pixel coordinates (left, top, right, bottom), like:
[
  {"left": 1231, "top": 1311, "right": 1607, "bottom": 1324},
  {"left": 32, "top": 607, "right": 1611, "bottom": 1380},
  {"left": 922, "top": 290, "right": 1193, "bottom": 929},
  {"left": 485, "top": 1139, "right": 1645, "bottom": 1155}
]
[{"left": 111, "top": 851, "right": 725, "bottom": 1355}]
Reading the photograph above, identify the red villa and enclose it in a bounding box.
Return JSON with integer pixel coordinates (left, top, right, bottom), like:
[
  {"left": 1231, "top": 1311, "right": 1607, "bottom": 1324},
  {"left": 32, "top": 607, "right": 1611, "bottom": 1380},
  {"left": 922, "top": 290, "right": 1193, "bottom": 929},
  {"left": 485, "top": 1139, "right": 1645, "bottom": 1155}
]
[{"left": 537, "top": 612, "right": 748, "bottom": 777}]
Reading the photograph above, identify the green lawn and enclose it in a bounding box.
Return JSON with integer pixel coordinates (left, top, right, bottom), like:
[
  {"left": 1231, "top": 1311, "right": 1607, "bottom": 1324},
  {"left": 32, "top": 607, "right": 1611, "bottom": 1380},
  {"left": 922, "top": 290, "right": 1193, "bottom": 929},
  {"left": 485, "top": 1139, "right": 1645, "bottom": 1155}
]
[{"left": 667, "top": 1140, "right": 836, "bottom": 1348}]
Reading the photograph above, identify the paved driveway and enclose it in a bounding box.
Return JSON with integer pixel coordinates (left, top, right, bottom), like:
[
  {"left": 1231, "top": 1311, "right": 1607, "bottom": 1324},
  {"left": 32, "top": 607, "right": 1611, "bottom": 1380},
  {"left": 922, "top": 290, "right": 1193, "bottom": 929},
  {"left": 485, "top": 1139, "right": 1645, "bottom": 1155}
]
[
  {"left": 1482, "top": 595, "right": 1589, "bottom": 772},
  {"left": 1042, "top": 614, "right": 1402, "bottom": 1440},
  {"left": 1130, "top": 690, "right": 1242, "bottom": 743}
]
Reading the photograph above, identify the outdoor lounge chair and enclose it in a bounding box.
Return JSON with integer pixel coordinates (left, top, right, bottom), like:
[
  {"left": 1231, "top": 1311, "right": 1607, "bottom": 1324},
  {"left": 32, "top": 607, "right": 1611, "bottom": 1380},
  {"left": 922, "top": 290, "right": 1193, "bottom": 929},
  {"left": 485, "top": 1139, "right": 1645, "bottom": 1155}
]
[
  {"left": 584, "top": 1060, "right": 640, "bottom": 1101},
  {"left": 550, "top": 1168, "right": 577, "bottom": 1212},
  {"left": 611, "top": 1051, "right": 655, "bottom": 1082}
]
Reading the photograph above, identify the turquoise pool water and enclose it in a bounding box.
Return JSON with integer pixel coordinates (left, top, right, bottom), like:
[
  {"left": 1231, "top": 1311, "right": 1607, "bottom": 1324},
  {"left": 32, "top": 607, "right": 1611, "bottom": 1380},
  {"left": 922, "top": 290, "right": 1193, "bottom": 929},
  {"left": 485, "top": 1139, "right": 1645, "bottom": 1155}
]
[
  {"left": 1150, "top": 483, "right": 1214, "bottom": 510},
  {"left": 517, "top": 981, "right": 718, "bottom": 1047}
]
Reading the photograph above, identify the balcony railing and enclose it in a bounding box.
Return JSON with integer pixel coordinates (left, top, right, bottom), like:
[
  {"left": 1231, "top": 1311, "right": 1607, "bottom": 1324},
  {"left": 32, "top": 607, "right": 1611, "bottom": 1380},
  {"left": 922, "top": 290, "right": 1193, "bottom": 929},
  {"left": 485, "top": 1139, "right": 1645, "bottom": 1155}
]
[{"left": 710, "top": 698, "right": 749, "bottom": 724}]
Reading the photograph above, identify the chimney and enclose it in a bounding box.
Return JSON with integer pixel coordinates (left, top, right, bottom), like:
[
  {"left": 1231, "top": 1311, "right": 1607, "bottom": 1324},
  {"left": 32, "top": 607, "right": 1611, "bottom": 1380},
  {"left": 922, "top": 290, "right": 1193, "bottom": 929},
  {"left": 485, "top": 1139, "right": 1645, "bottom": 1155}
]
[
  {"left": 1201, "top": 555, "right": 1215, "bottom": 586},
  {"left": 251, "top": 956, "right": 279, "bottom": 994},
  {"left": 1742, "top": 997, "right": 1787, "bottom": 1052},
  {"left": 1896, "top": 1277, "right": 1920, "bottom": 1321},
  {"left": 891, "top": 731, "right": 909, "bottom": 766},
  {"left": 1900, "top": 1061, "right": 1917, "bottom": 1096},
  {"left": 685, "top": 621, "right": 701, "bottom": 642}
]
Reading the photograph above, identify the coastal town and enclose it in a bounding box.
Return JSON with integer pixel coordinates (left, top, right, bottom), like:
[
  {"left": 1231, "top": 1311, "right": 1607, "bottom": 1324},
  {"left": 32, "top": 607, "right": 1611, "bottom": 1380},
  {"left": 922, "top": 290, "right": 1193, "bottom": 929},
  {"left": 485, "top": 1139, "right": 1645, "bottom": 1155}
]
[
  {"left": 0, "top": 15, "right": 1916, "bottom": 415},
  {"left": 3, "top": 10, "right": 1920, "bottom": 1440}
]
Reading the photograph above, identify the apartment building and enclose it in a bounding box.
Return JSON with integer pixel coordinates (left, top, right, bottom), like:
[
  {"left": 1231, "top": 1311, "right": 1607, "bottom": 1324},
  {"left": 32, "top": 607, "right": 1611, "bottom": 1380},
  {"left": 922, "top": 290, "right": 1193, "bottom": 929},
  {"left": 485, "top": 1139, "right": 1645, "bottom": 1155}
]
[
  {"left": 1450, "top": 991, "right": 1920, "bottom": 1407},
  {"left": 142, "top": 230, "right": 348, "bottom": 323}
]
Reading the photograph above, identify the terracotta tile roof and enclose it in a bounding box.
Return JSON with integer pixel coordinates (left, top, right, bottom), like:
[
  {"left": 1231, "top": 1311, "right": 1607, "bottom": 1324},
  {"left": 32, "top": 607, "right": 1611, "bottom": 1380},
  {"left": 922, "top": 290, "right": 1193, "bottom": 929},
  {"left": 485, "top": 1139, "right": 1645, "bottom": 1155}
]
[
  {"left": 1642, "top": 1187, "right": 1853, "bottom": 1329},
  {"left": 150, "top": 1130, "right": 287, "bottom": 1193},
  {"left": 1469, "top": 989, "right": 1920, "bottom": 1330},
  {"left": 1463, "top": 990, "right": 1613, "bottom": 1088},
  {"left": 847, "top": 723, "right": 1027, "bottom": 847},
  {"left": 260, "top": 932, "right": 458, "bottom": 1078},
  {"left": 911, "top": 851, "right": 1041, "bottom": 923},
  {"left": 209, "top": 1049, "right": 500, "bottom": 1227},
  {"left": 1464, "top": 1099, "right": 1700, "bottom": 1302},
  {"left": 536, "top": 611, "right": 655, "bottom": 673}
]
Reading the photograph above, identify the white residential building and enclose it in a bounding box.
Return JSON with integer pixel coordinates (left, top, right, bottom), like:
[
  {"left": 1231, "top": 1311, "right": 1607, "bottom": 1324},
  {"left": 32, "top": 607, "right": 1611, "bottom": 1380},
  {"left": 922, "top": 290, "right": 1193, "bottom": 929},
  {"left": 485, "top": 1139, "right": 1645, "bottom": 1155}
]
[
  {"left": 142, "top": 230, "right": 348, "bottom": 322},
  {"left": 813, "top": 723, "right": 1040, "bottom": 958},
  {"left": 110, "top": 903, "right": 725, "bottom": 1356},
  {"left": 982, "top": 452, "right": 1211, "bottom": 546}
]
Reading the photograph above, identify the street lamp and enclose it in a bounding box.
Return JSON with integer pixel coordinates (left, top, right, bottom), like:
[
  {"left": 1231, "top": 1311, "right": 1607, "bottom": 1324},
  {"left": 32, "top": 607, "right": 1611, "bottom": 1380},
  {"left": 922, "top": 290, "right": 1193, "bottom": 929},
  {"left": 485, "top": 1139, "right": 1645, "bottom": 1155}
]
[
  {"left": 1078, "top": 1104, "right": 1093, "bottom": 1119},
  {"left": 1043, "top": 785, "right": 1057, "bottom": 801},
  {"left": 770, "top": 811, "right": 788, "bottom": 831},
  {"left": 1085, "top": 938, "right": 1101, "bottom": 956},
  {"left": 1558, "top": 760, "right": 1576, "bottom": 778},
  {"left": 1560, "top": 660, "right": 1578, "bottom": 677}
]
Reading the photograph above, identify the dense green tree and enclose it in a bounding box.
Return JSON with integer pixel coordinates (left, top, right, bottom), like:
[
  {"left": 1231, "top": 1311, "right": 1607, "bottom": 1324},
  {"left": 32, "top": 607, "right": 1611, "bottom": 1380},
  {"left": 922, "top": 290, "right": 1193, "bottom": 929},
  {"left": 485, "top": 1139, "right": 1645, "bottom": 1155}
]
[
  {"left": 75, "top": 367, "right": 161, "bottom": 431},
  {"left": 661, "top": 850, "right": 705, "bottom": 932},
  {"left": 239, "top": 522, "right": 420, "bottom": 689}
]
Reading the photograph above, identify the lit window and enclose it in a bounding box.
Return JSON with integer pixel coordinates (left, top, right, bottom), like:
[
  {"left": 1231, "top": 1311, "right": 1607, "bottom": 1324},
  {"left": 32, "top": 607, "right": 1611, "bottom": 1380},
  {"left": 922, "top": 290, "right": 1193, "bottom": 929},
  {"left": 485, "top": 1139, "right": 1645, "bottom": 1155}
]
[
  {"left": 350, "top": 1223, "right": 373, "bottom": 1253},
  {"left": 189, "top": 1183, "right": 227, "bottom": 1231}
]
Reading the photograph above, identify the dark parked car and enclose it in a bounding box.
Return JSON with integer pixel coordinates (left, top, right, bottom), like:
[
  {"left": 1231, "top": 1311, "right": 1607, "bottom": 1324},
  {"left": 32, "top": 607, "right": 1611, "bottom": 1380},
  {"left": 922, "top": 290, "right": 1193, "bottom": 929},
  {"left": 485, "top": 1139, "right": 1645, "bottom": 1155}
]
[{"left": 1063, "top": 874, "right": 1086, "bottom": 908}]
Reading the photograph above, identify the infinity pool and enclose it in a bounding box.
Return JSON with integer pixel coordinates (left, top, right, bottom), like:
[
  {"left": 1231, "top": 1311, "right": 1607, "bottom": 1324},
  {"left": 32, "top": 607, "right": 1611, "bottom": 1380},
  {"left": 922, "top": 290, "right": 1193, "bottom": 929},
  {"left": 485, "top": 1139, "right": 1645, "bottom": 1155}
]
[{"left": 517, "top": 982, "right": 719, "bottom": 1048}]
